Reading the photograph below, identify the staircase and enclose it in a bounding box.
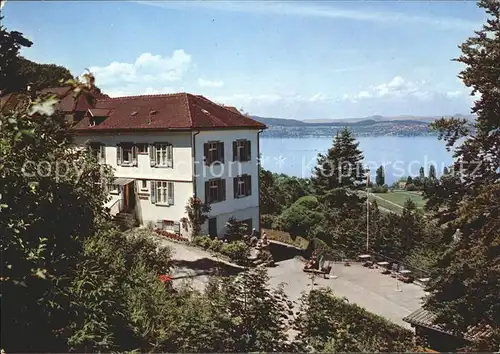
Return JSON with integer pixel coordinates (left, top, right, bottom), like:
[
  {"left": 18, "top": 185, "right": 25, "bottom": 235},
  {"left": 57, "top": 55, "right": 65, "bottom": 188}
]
[{"left": 113, "top": 212, "right": 137, "bottom": 231}]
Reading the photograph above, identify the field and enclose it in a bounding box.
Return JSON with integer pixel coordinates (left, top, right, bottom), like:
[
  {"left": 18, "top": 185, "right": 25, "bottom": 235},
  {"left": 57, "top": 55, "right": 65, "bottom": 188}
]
[{"left": 368, "top": 190, "right": 426, "bottom": 214}]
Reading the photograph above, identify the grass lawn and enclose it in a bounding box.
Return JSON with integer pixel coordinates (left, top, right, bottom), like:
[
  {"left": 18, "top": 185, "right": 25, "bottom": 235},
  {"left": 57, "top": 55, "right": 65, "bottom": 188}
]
[
  {"left": 262, "top": 228, "right": 310, "bottom": 249},
  {"left": 370, "top": 190, "right": 426, "bottom": 213}
]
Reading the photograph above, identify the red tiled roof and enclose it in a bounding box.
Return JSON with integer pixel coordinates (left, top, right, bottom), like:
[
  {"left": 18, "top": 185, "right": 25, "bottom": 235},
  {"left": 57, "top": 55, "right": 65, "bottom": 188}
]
[
  {"left": 1, "top": 86, "right": 100, "bottom": 114},
  {"left": 403, "top": 308, "right": 494, "bottom": 342},
  {"left": 72, "top": 93, "right": 266, "bottom": 132},
  {"left": 40, "top": 86, "right": 95, "bottom": 112},
  {"left": 224, "top": 106, "right": 240, "bottom": 114}
]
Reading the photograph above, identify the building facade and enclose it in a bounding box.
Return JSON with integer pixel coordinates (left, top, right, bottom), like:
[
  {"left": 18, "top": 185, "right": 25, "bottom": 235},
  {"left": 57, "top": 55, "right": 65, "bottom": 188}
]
[{"left": 71, "top": 92, "right": 266, "bottom": 239}]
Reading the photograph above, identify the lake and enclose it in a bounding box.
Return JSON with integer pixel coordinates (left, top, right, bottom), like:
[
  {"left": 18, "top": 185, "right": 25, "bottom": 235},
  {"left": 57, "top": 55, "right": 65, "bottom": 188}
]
[{"left": 260, "top": 136, "right": 454, "bottom": 185}]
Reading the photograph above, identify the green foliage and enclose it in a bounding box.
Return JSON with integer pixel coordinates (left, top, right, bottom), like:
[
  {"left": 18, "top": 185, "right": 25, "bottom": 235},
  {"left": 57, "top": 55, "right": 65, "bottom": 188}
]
[
  {"left": 260, "top": 213, "right": 275, "bottom": 228},
  {"left": 272, "top": 196, "right": 324, "bottom": 237},
  {"left": 260, "top": 166, "right": 312, "bottom": 216},
  {"left": 185, "top": 196, "right": 211, "bottom": 237},
  {"left": 0, "top": 18, "right": 33, "bottom": 94},
  {"left": 312, "top": 128, "right": 365, "bottom": 197},
  {"left": 293, "top": 288, "right": 414, "bottom": 352},
  {"left": 424, "top": 2, "right": 500, "bottom": 349},
  {"left": 192, "top": 235, "right": 250, "bottom": 264},
  {"left": 371, "top": 184, "right": 388, "bottom": 193},
  {"left": 375, "top": 165, "right": 385, "bottom": 186},
  {"left": 224, "top": 216, "right": 249, "bottom": 241},
  {"left": 428, "top": 164, "right": 437, "bottom": 180}
]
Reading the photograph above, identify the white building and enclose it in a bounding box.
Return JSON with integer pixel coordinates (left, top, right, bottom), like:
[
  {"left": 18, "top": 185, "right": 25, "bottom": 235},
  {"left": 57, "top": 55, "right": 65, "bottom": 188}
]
[{"left": 71, "top": 93, "right": 266, "bottom": 239}]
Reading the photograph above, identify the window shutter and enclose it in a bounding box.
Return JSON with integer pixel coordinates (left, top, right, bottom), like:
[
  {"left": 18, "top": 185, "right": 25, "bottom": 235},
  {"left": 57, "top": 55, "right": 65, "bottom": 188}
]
[
  {"left": 116, "top": 145, "right": 122, "bottom": 166},
  {"left": 204, "top": 143, "right": 209, "bottom": 165},
  {"left": 205, "top": 181, "right": 210, "bottom": 203},
  {"left": 167, "top": 144, "right": 173, "bottom": 168},
  {"left": 132, "top": 145, "right": 138, "bottom": 166},
  {"left": 168, "top": 182, "right": 174, "bottom": 205},
  {"left": 246, "top": 174, "right": 252, "bottom": 196},
  {"left": 100, "top": 145, "right": 105, "bottom": 163},
  {"left": 233, "top": 141, "right": 237, "bottom": 161},
  {"left": 151, "top": 181, "right": 156, "bottom": 203},
  {"left": 150, "top": 144, "right": 156, "bottom": 167},
  {"left": 246, "top": 140, "right": 251, "bottom": 161},
  {"left": 233, "top": 177, "right": 238, "bottom": 198},
  {"left": 219, "top": 142, "right": 224, "bottom": 163},
  {"left": 221, "top": 178, "right": 226, "bottom": 201}
]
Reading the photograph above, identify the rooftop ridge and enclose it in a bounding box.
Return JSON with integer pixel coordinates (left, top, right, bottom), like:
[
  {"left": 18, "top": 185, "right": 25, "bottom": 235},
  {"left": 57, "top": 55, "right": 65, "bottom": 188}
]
[{"left": 98, "top": 92, "right": 188, "bottom": 101}]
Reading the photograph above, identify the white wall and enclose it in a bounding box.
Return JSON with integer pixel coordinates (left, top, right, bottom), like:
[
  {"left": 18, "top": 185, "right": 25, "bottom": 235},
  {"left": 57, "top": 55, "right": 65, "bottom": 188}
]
[
  {"left": 74, "top": 128, "right": 261, "bottom": 238},
  {"left": 74, "top": 132, "right": 194, "bottom": 181},
  {"left": 74, "top": 132, "right": 194, "bottom": 234},
  {"left": 194, "top": 129, "right": 260, "bottom": 235}
]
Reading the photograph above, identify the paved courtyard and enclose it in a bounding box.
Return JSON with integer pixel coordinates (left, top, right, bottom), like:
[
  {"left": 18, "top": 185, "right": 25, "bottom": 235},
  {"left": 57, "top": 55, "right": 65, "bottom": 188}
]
[
  {"left": 158, "top": 239, "right": 425, "bottom": 329},
  {"left": 267, "top": 258, "right": 425, "bottom": 329}
]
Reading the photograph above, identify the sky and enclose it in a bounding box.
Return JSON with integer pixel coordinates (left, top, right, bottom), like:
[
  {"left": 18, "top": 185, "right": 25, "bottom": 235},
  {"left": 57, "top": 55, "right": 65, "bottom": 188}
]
[{"left": 2, "top": 0, "right": 486, "bottom": 120}]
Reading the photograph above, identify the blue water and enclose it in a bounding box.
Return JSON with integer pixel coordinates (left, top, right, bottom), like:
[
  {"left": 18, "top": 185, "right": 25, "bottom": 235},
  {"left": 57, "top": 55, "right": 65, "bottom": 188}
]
[{"left": 260, "top": 137, "right": 454, "bottom": 185}]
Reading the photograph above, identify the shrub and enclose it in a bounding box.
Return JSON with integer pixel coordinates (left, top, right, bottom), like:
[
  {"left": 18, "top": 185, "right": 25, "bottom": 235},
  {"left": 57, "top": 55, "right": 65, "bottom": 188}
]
[
  {"left": 209, "top": 238, "right": 223, "bottom": 253},
  {"left": 260, "top": 214, "right": 275, "bottom": 229},
  {"left": 220, "top": 241, "right": 250, "bottom": 263},
  {"left": 405, "top": 183, "right": 417, "bottom": 191},
  {"left": 371, "top": 185, "right": 388, "bottom": 193},
  {"left": 224, "top": 216, "right": 249, "bottom": 242},
  {"left": 273, "top": 196, "right": 324, "bottom": 237},
  {"left": 193, "top": 235, "right": 212, "bottom": 249}
]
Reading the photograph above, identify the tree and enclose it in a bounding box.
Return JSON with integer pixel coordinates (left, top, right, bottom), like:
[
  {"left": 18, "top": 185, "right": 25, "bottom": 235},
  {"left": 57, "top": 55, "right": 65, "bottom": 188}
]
[
  {"left": 272, "top": 196, "right": 324, "bottom": 237},
  {"left": 443, "top": 166, "right": 450, "bottom": 175},
  {"left": 312, "top": 128, "right": 365, "bottom": 197},
  {"left": 424, "top": 1, "right": 500, "bottom": 350},
  {"left": 0, "top": 18, "right": 33, "bottom": 94},
  {"left": 185, "top": 196, "right": 211, "bottom": 237},
  {"left": 428, "top": 164, "right": 437, "bottom": 180},
  {"left": 224, "top": 216, "right": 249, "bottom": 241},
  {"left": 293, "top": 288, "right": 414, "bottom": 352},
  {"left": 419, "top": 166, "right": 425, "bottom": 180},
  {"left": 406, "top": 176, "right": 413, "bottom": 184},
  {"left": 375, "top": 165, "right": 385, "bottom": 186}
]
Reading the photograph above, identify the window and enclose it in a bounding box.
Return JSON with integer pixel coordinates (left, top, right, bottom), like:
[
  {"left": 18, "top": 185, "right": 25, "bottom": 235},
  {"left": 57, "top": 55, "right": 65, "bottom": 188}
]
[
  {"left": 89, "top": 143, "right": 105, "bottom": 163},
  {"left": 204, "top": 141, "right": 224, "bottom": 165},
  {"left": 137, "top": 144, "right": 148, "bottom": 154},
  {"left": 205, "top": 178, "right": 226, "bottom": 203},
  {"left": 150, "top": 143, "right": 173, "bottom": 167},
  {"left": 233, "top": 139, "right": 251, "bottom": 162},
  {"left": 151, "top": 181, "right": 174, "bottom": 205},
  {"left": 233, "top": 174, "right": 252, "bottom": 198},
  {"left": 117, "top": 143, "right": 137, "bottom": 166},
  {"left": 107, "top": 183, "right": 120, "bottom": 195},
  {"left": 140, "top": 180, "right": 148, "bottom": 191}
]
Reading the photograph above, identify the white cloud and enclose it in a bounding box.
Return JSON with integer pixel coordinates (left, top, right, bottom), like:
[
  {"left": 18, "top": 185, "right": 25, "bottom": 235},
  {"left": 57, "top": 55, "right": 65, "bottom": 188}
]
[
  {"left": 88, "top": 50, "right": 192, "bottom": 88},
  {"left": 107, "top": 86, "right": 176, "bottom": 97},
  {"left": 198, "top": 78, "right": 224, "bottom": 88},
  {"left": 141, "top": 1, "right": 480, "bottom": 31}
]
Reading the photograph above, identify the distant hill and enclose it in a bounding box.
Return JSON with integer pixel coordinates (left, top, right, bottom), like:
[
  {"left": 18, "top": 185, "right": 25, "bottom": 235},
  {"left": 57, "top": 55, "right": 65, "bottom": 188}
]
[
  {"left": 250, "top": 116, "right": 307, "bottom": 126},
  {"left": 253, "top": 114, "right": 475, "bottom": 127}
]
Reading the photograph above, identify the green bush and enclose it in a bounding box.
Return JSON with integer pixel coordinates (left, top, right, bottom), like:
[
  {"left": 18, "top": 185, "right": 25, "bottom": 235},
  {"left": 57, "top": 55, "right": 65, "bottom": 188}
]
[
  {"left": 220, "top": 241, "right": 250, "bottom": 262},
  {"left": 261, "top": 214, "right": 275, "bottom": 229},
  {"left": 405, "top": 183, "right": 417, "bottom": 191},
  {"left": 193, "top": 235, "right": 212, "bottom": 249},
  {"left": 371, "top": 185, "right": 388, "bottom": 193},
  {"left": 209, "top": 238, "right": 223, "bottom": 253},
  {"left": 273, "top": 196, "right": 324, "bottom": 237}
]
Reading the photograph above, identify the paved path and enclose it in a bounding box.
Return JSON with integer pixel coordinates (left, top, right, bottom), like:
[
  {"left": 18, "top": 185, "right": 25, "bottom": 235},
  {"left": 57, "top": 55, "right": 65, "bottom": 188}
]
[
  {"left": 155, "top": 237, "right": 245, "bottom": 291},
  {"left": 155, "top": 239, "right": 424, "bottom": 328},
  {"left": 268, "top": 258, "right": 424, "bottom": 329}
]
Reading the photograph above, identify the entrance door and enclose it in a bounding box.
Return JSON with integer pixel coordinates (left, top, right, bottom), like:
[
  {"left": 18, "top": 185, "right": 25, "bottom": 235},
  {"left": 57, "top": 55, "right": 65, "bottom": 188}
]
[
  {"left": 123, "top": 184, "right": 129, "bottom": 211},
  {"left": 208, "top": 217, "right": 217, "bottom": 238}
]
